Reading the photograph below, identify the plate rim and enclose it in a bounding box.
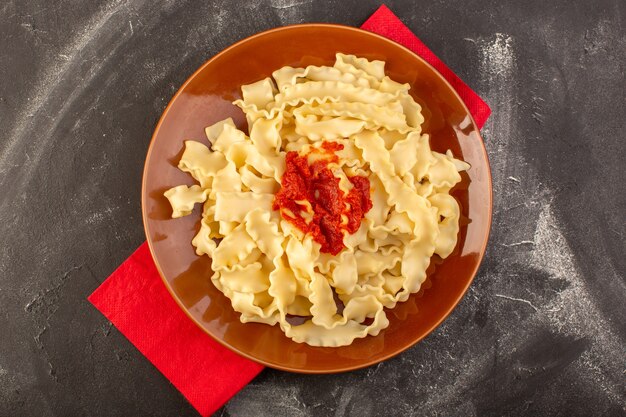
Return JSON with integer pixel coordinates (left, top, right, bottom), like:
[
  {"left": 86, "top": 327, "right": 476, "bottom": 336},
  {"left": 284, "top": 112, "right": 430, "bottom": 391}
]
[{"left": 141, "top": 23, "right": 493, "bottom": 374}]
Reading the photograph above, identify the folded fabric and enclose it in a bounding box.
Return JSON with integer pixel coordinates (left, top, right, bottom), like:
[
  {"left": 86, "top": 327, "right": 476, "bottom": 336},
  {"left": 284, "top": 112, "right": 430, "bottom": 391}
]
[
  {"left": 362, "top": 5, "right": 491, "bottom": 128},
  {"left": 88, "top": 5, "right": 491, "bottom": 416}
]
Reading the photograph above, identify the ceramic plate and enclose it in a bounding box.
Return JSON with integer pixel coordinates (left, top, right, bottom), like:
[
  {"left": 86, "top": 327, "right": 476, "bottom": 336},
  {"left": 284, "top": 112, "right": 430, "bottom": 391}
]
[{"left": 142, "top": 24, "right": 492, "bottom": 373}]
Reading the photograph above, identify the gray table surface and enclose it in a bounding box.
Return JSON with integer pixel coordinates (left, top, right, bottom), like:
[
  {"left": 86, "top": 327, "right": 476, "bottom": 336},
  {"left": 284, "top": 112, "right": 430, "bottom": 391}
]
[{"left": 1, "top": 0, "right": 624, "bottom": 416}]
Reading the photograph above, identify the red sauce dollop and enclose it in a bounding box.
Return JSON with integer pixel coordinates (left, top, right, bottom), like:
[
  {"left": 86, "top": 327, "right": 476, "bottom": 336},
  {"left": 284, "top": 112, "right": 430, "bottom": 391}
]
[{"left": 273, "top": 142, "right": 372, "bottom": 255}]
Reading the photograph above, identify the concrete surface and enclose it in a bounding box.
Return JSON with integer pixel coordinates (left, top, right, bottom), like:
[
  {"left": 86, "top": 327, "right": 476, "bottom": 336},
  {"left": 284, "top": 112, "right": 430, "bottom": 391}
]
[{"left": 0, "top": 0, "right": 624, "bottom": 416}]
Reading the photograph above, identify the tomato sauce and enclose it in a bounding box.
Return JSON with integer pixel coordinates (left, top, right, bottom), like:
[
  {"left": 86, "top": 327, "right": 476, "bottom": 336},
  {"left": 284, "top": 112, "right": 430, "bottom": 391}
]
[{"left": 273, "top": 142, "right": 372, "bottom": 255}]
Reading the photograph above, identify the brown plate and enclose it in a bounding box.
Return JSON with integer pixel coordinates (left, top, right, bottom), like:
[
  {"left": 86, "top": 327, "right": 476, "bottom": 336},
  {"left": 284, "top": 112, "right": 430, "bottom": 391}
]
[{"left": 142, "top": 24, "right": 492, "bottom": 373}]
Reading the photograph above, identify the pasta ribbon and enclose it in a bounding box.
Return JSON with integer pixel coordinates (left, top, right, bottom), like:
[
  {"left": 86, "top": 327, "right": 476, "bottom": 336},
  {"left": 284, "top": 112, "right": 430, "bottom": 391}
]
[{"left": 164, "top": 54, "right": 469, "bottom": 347}]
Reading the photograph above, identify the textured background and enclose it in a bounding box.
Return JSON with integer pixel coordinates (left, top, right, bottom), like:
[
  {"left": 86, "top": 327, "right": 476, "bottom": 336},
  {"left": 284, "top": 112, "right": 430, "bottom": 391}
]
[{"left": 1, "top": 0, "right": 625, "bottom": 416}]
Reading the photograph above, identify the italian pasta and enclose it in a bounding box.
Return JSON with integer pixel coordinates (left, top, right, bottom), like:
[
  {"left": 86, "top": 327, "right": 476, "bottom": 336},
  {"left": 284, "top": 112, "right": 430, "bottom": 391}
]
[{"left": 164, "top": 53, "right": 470, "bottom": 347}]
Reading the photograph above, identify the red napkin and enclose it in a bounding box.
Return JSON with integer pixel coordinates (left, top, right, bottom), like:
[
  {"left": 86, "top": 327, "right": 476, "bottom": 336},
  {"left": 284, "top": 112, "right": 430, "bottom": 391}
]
[
  {"left": 89, "top": 5, "right": 491, "bottom": 416},
  {"left": 89, "top": 243, "right": 262, "bottom": 416},
  {"left": 362, "top": 5, "right": 491, "bottom": 128}
]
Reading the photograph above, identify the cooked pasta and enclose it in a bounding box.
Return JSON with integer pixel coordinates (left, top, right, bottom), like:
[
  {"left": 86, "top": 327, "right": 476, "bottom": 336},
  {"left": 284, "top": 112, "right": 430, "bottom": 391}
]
[{"left": 164, "top": 53, "right": 470, "bottom": 347}]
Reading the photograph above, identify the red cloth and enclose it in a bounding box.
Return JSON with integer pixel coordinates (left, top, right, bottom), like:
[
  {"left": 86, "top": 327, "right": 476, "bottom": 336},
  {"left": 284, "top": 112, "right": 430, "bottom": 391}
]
[
  {"left": 88, "top": 5, "right": 491, "bottom": 416},
  {"left": 362, "top": 5, "right": 491, "bottom": 128},
  {"left": 88, "top": 243, "right": 263, "bottom": 416}
]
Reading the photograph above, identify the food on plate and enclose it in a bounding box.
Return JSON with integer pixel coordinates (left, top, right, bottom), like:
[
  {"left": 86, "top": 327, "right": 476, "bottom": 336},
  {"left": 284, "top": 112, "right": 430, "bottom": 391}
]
[{"left": 164, "top": 54, "right": 469, "bottom": 347}]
